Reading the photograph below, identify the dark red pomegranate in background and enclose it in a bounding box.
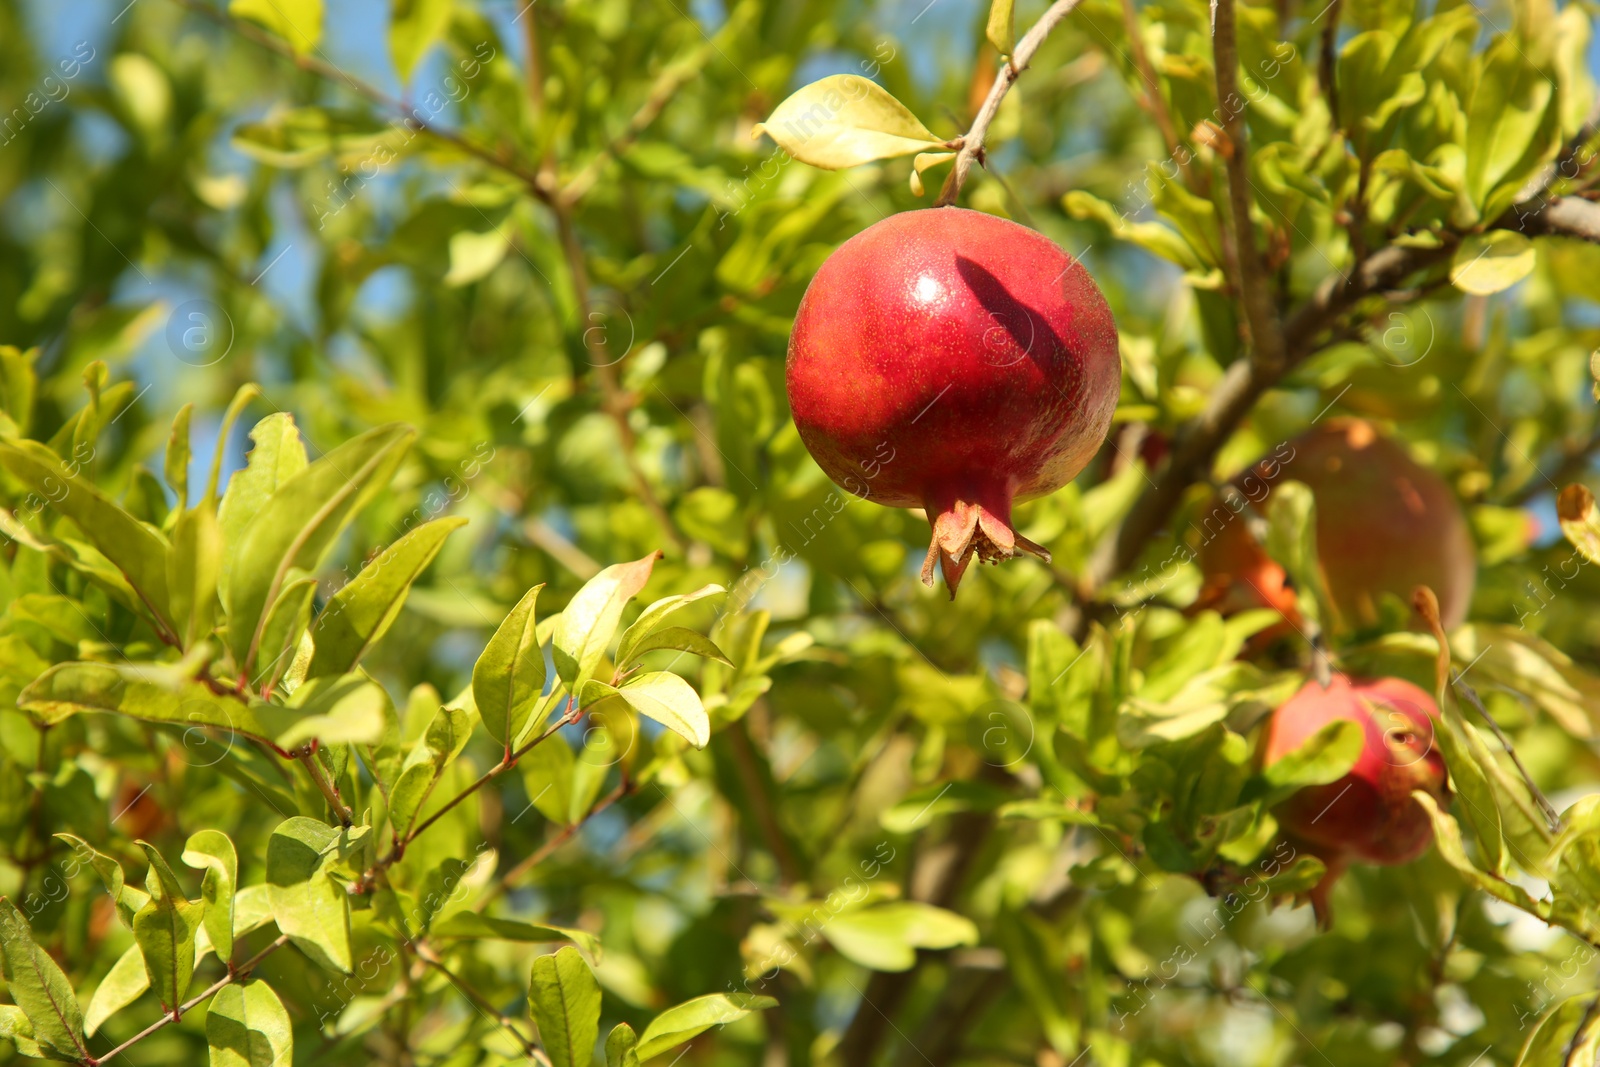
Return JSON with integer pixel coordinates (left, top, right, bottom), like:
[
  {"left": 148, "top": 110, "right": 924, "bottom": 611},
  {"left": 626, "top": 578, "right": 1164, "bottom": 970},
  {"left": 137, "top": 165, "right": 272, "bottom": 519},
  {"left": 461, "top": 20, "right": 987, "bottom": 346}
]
[
  {"left": 1195, "top": 418, "right": 1476, "bottom": 633},
  {"left": 1264, "top": 674, "right": 1448, "bottom": 923},
  {"left": 786, "top": 208, "right": 1121, "bottom": 596}
]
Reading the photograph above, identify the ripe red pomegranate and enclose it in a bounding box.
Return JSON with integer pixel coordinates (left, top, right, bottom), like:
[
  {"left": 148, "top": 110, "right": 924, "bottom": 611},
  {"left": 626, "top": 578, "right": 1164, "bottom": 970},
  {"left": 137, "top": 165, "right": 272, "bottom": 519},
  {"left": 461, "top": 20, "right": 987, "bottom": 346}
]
[
  {"left": 1264, "top": 674, "right": 1448, "bottom": 922},
  {"left": 786, "top": 208, "right": 1121, "bottom": 596},
  {"left": 1195, "top": 418, "right": 1476, "bottom": 632}
]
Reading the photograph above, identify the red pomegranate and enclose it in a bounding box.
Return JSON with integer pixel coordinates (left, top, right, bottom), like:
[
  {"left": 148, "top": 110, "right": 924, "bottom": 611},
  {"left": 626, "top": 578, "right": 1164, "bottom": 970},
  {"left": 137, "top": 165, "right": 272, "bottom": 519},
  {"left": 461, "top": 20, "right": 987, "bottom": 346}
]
[
  {"left": 1264, "top": 674, "right": 1448, "bottom": 921},
  {"left": 1195, "top": 418, "right": 1476, "bottom": 633},
  {"left": 786, "top": 208, "right": 1121, "bottom": 596}
]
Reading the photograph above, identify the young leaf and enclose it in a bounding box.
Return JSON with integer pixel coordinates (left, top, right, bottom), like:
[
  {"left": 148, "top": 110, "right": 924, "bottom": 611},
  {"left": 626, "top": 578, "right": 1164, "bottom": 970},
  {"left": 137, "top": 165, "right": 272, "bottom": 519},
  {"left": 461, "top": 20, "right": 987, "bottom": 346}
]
[
  {"left": 264, "top": 674, "right": 390, "bottom": 750},
  {"left": 589, "top": 672, "right": 710, "bottom": 748},
  {"left": 168, "top": 502, "right": 222, "bottom": 649},
  {"left": 0, "top": 899, "right": 88, "bottom": 1061},
  {"left": 133, "top": 842, "right": 204, "bottom": 1013},
  {"left": 53, "top": 833, "right": 149, "bottom": 926},
  {"left": 1450, "top": 231, "right": 1536, "bottom": 295},
  {"left": 635, "top": 994, "right": 778, "bottom": 1060},
  {"left": 986, "top": 0, "right": 1015, "bottom": 54},
  {"left": 528, "top": 946, "right": 601, "bottom": 1067},
  {"left": 182, "top": 829, "right": 238, "bottom": 961},
  {"left": 165, "top": 402, "right": 193, "bottom": 508},
  {"left": 266, "top": 817, "right": 354, "bottom": 973},
  {"left": 84, "top": 944, "right": 149, "bottom": 1036},
  {"left": 431, "top": 912, "right": 599, "bottom": 956},
  {"left": 606, "top": 1023, "right": 640, "bottom": 1067},
  {"left": 1245, "top": 719, "right": 1363, "bottom": 807},
  {"left": 218, "top": 413, "right": 308, "bottom": 604},
  {"left": 228, "top": 423, "right": 414, "bottom": 676},
  {"left": 387, "top": 699, "right": 470, "bottom": 837},
  {"left": 818, "top": 902, "right": 979, "bottom": 973},
  {"left": 0, "top": 438, "right": 174, "bottom": 631},
  {"left": 0, "top": 1006, "right": 46, "bottom": 1061},
  {"left": 390, "top": 0, "right": 453, "bottom": 82},
  {"left": 207, "top": 980, "right": 294, "bottom": 1067},
  {"left": 616, "top": 627, "right": 732, "bottom": 669},
  {"left": 752, "top": 75, "right": 947, "bottom": 170},
  {"left": 614, "top": 584, "right": 725, "bottom": 667},
  {"left": 308, "top": 516, "right": 468, "bottom": 678},
  {"left": 252, "top": 576, "right": 319, "bottom": 692},
  {"left": 1515, "top": 994, "right": 1600, "bottom": 1066},
  {"left": 473, "top": 584, "right": 547, "bottom": 751},
  {"left": 553, "top": 552, "right": 662, "bottom": 690},
  {"left": 230, "top": 0, "right": 323, "bottom": 54}
]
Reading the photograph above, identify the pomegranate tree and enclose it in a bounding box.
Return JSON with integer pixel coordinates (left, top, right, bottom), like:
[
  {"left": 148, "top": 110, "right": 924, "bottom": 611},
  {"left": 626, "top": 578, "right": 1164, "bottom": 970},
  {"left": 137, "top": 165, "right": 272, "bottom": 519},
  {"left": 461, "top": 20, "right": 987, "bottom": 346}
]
[
  {"left": 1264, "top": 674, "right": 1448, "bottom": 921},
  {"left": 786, "top": 208, "right": 1121, "bottom": 597},
  {"left": 1196, "top": 418, "right": 1477, "bottom": 632}
]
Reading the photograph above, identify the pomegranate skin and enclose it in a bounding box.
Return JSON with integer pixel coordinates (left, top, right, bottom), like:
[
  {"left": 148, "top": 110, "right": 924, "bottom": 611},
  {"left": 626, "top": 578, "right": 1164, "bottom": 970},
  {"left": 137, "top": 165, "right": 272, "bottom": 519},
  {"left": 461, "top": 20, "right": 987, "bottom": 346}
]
[
  {"left": 1195, "top": 419, "right": 1476, "bottom": 632},
  {"left": 1265, "top": 675, "right": 1449, "bottom": 922},
  {"left": 786, "top": 208, "right": 1120, "bottom": 595}
]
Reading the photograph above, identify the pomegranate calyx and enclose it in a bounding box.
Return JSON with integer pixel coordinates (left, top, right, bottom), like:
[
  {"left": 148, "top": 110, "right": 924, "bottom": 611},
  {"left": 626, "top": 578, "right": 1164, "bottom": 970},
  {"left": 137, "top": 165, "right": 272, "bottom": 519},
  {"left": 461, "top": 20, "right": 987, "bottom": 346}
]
[{"left": 919, "top": 499, "right": 1052, "bottom": 598}]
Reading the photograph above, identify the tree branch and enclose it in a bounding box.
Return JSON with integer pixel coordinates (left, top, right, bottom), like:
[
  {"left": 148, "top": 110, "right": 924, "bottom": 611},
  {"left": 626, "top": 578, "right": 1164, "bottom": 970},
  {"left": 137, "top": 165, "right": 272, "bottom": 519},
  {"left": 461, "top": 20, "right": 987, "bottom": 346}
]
[
  {"left": 471, "top": 778, "right": 635, "bottom": 910},
  {"left": 934, "top": 0, "right": 1086, "bottom": 207},
  {"left": 1210, "top": 0, "right": 1285, "bottom": 372},
  {"left": 90, "top": 935, "right": 290, "bottom": 1065}
]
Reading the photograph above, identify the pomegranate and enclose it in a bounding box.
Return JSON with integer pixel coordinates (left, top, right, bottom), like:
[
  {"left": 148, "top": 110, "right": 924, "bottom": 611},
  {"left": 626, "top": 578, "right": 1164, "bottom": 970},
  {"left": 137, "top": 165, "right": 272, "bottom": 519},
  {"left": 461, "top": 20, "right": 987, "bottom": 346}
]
[
  {"left": 1264, "top": 674, "right": 1448, "bottom": 922},
  {"left": 786, "top": 208, "right": 1121, "bottom": 596},
  {"left": 1195, "top": 418, "right": 1476, "bottom": 632}
]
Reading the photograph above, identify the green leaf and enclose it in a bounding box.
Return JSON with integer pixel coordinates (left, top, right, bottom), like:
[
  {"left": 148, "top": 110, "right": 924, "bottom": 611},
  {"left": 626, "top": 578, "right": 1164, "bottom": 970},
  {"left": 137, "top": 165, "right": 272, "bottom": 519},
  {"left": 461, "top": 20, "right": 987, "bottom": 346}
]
[
  {"left": 528, "top": 946, "right": 602, "bottom": 1067},
  {"left": 53, "top": 833, "right": 148, "bottom": 927},
  {"left": 268, "top": 674, "right": 390, "bottom": 750},
  {"left": 387, "top": 698, "right": 471, "bottom": 836},
  {"left": 84, "top": 944, "right": 148, "bottom": 1036},
  {"left": 207, "top": 980, "right": 294, "bottom": 1067},
  {"left": 309, "top": 516, "right": 467, "bottom": 678},
  {"left": 1516, "top": 994, "right": 1600, "bottom": 1066},
  {"left": 0, "top": 437, "right": 173, "bottom": 632},
  {"left": 1414, "top": 792, "right": 1546, "bottom": 912},
  {"left": 591, "top": 672, "right": 709, "bottom": 748},
  {"left": 820, "top": 902, "right": 979, "bottom": 972},
  {"left": 431, "top": 912, "right": 599, "bottom": 956},
  {"left": 552, "top": 551, "right": 661, "bottom": 690},
  {"left": 168, "top": 503, "right": 222, "bottom": 649},
  {"left": 1248, "top": 719, "right": 1364, "bottom": 807},
  {"left": 635, "top": 994, "right": 778, "bottom": 1060},
  {"left": 752, "top": 75, "right": 947, "bottom": 170},
  {"left": 0, "top": 899, "right": 87, "bottom": 1060},
  {"left": 473, "top": 584, "right": 547, "bottom": 751},
  {"left": 165, "top": 403, "right": 193, "bottom": 509},
  {"left": 230, "top": 0, "right": 323, "bottom": 54},
  {"left": 614, "top": 584, "right": 724, "bottom": 667},
  {"left": 618, "top": 627, "right": 733, "bottom": 669},
  {"left": 1464, "top": 36, "right": 1559, "bottom": 221},
  {"left": 606, "top": 1023, "right": 640, "bottom": 1067},
  {"left": 252, "top": 576, "right": 319, "bottom": 692},
  {"left": 182, "top": 830, "right": 238, "bottom": 961},
  {"left": 228, "top": 423, "right": 414, "bottom": 677},
  {"left": 21, "top": 661, "right": 272, "bottom": 738},
  {"left": 520, "top": 731, "right": 575, "bottom": 826},
  {"left": 390, "top": 0, "right": 453, "bottom": 82},
  {"left": 1261, "top": 481, "right": 1333, "bottom": 630},
  {"left": 266, "top": 817, "right": 355, "bottom": 973},
  {"left": 0, "top": 1005, "right": 46, "bottom": 1060},
  {"left": 985, "top": 0, "right": 1015, "bottom": 54},
  {"left": 218, "top": 413, "right": 307, "bottom": 606},
  {"left": 1450, "top": 231, "right": 1536, "bottom": 295},
  {"left": 133, "top": 842, "right": 204, "bottom": 1013}
]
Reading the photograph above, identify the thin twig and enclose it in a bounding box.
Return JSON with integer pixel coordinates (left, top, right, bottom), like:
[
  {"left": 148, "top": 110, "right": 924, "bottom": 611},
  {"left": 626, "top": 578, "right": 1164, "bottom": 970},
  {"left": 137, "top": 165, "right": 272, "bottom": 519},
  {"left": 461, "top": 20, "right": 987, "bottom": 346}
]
[
  {"left": 1119, "top": 0, "right": 1193, "bottom": 188},
  {"left": 91, "top": 935, "right": 290, "bottom": 1065},
  {"left": 935, "top": 0, "right": 1086, "bottom": 206},
  {"left": 164, "top": 0, "right": 552, "bottom": 200},
  {"left": 1210, "top": 0, "right": 1285, "bottom": 372},
  {"left": 298, "top": 748, "right": 355, "bottom": 827}
]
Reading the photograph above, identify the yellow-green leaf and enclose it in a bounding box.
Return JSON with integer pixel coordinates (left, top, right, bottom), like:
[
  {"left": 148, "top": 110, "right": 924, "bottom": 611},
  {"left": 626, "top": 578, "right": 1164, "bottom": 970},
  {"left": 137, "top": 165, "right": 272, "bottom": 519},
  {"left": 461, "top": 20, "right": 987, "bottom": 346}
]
[
  {"left": 1450, "top": 230, "right": 1536, "bottom": 295},
  {"left": 752, "top": 75, "right": 946, "bottom": 170}
]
